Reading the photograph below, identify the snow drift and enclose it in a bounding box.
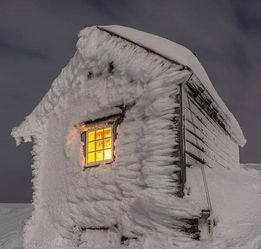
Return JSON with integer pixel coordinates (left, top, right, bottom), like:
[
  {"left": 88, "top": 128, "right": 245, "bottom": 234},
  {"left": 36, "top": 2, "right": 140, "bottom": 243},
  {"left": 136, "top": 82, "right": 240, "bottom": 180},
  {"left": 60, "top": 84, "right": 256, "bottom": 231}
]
[{"left": 1, "top": 165, "right": 261, "bottom": 249}]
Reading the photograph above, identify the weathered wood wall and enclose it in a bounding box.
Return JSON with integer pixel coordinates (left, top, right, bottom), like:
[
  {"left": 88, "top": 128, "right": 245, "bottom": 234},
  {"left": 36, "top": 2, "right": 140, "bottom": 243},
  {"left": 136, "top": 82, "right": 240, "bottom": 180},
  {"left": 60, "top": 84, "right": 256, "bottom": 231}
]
[
  {"left": 184, "top": 78, "right": 240, "bottom": 171},
  {"left": 175, "top": 76, "right": 240, "bottom": 237}
]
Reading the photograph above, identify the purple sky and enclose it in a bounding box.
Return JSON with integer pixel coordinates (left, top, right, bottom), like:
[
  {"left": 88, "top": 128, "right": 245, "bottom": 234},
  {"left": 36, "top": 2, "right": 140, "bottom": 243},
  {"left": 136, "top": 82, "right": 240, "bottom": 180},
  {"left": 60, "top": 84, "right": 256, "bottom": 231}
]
[{"left": 0, "top": 0, "right": 260, "bottom": 202}]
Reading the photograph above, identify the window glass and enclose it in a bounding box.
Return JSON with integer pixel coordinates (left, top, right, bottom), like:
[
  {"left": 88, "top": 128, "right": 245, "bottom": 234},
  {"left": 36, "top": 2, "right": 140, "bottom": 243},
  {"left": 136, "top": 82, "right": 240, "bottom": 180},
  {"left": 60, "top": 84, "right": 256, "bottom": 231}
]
[
  {"left": 83, "top": 126, "right": 114, "bottom": 167},
  {"left": 88, "top": 131, "right": 95, "bottom": 141}
]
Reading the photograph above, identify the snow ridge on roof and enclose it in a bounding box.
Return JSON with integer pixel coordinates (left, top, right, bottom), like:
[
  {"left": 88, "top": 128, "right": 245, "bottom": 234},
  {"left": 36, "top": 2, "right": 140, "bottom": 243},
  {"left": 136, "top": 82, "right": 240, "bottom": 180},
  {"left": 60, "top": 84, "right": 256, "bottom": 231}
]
[{"left": 99, "top": 25, "right": 246, "bottom": 147}]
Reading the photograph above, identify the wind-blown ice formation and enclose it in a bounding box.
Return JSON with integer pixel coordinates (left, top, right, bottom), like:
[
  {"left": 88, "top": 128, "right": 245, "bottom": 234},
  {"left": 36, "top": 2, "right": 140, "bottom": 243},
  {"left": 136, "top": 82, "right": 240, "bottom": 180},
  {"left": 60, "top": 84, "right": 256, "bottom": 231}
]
[{"left": 11, "top": 26, "right": 246, "bottom": 249}]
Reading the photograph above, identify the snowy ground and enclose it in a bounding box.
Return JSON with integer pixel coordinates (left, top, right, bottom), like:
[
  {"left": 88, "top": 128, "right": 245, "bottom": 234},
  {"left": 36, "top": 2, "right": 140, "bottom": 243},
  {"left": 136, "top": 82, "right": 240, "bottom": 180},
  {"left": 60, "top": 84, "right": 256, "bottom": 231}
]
[
  {"left": 198, "top": 163, "right": 261, "bottom": 249},
  {"left": 0, "top": 204, "right": 32, "bottom": 249},
  {"left": 0, "top": 164, "right": 261, "bottom": 249}
]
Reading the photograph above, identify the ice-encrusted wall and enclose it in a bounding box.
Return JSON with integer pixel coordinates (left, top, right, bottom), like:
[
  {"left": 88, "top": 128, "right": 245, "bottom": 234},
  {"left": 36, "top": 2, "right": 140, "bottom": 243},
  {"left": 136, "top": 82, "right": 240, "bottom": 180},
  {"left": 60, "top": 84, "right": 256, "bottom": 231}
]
[{"left": 12, "top": 27, "right": 204, "bottom": 249}]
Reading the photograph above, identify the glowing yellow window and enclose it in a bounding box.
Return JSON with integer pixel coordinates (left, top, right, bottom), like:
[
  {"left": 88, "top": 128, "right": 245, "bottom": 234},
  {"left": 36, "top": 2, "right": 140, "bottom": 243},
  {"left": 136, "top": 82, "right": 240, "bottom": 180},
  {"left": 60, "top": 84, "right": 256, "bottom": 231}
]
[
  {"left": 104, "top": 138, "right": 111, "bottom": 149},
  {"left": 82, "top": 126, "right": 114, "bottom": 167},
  {"left": 88, "top": 131, "right": 95, "bottom": 141}
]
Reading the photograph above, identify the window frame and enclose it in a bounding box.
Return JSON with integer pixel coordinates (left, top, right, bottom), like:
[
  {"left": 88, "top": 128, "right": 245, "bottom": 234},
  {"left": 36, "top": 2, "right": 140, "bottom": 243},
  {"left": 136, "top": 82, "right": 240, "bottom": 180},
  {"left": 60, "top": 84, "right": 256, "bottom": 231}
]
[{"left": 80, "top": 115, "right": 121, "bottom": 169}]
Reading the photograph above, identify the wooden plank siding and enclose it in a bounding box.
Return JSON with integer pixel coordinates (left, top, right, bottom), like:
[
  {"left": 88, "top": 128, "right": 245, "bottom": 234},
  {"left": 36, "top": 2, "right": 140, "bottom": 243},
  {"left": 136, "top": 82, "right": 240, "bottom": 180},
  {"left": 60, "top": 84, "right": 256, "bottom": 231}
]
[{"left": 183, "top": 80, "right": 239, "bottom": 171}]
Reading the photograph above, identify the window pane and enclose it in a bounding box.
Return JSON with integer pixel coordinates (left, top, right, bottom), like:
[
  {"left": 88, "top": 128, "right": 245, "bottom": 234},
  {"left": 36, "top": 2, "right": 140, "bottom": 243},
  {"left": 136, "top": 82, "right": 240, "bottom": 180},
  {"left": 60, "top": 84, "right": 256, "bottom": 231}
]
[
  {"left": 104, "top": 127, "right": 112, "bottom": 138},
  {"left": 104, "top": 138, "right": 112, "bottom": 149},
  {"left": 87, "top": 152, "right": 95, "bottom": 163},
  {"left": 95, "top": 140, "right": 103, "bottom": 150},
  {"left": 96, "top": 151, "right": 103, "bottom": 161},
  {"left": 104, "top": 149, "right": 112, "bottom": 160},
  {"left": 96, "top": 129, "right": 103, "bottom": 140},
  {"left": 88, "top": 141, "right": 95, "bottom": 152},
  {"left": 83, "top": 124, "right": 115, "bottom": 167},
  {"left": 88, "top": 131, "right": 95, "bottom": 141}
]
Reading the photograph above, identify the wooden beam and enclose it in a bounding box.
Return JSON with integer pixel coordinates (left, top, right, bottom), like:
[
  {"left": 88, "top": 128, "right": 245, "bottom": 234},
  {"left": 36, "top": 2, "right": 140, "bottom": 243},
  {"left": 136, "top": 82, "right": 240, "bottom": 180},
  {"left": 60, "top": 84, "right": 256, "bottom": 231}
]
[
  {"left": 178, "top": 83, "right": 186, "bottom": 197},
  {"left": 185, "top": 150, "right": 206, "bottom": 165}
]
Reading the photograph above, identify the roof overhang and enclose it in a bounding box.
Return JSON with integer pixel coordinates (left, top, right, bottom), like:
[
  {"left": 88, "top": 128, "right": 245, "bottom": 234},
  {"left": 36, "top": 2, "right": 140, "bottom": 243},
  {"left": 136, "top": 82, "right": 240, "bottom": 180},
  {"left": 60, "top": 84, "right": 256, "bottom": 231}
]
[{"left": 98, "top": 25, "right": 246, "bottom": 147}]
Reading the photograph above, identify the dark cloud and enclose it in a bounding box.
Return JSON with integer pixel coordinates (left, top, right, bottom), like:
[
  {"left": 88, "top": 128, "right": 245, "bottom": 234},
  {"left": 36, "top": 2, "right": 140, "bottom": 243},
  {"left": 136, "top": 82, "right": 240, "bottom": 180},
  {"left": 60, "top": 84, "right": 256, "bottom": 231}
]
[{"left": 0, "top": 0, "right": 260, "bottom": 202}]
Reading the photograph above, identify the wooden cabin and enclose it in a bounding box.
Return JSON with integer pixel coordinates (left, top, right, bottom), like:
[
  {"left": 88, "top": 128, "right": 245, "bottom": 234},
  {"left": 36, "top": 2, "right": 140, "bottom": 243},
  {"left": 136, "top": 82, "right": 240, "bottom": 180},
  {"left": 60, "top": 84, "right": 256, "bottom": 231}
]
[{"left": 12, "top": 26, "right": 245, "bottom": 249}]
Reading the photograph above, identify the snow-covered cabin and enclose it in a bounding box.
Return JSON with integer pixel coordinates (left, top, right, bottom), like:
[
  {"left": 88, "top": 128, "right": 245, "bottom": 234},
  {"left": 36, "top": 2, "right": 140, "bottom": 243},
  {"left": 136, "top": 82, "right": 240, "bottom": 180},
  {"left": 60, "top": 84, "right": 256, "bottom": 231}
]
[{"left": 12, "top": 25, "right": 245, "bottom": 249}]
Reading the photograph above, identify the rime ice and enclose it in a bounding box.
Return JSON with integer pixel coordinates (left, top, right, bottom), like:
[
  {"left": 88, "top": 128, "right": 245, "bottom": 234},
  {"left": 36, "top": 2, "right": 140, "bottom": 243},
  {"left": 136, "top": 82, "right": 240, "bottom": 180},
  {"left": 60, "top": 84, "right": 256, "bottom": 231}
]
[{"left": 11, "top": 26, "right": 251, "bottom": 249}]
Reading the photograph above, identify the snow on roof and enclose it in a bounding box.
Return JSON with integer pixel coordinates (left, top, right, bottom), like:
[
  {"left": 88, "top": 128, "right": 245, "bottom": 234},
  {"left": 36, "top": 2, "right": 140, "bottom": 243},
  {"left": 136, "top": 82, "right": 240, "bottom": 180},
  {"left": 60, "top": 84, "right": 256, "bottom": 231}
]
[
  {"left": 12, "top": 25, "right": 245, "bottom": 147},
  {"left": 98, "top": 25, "right": 246, "bottom": 147}
]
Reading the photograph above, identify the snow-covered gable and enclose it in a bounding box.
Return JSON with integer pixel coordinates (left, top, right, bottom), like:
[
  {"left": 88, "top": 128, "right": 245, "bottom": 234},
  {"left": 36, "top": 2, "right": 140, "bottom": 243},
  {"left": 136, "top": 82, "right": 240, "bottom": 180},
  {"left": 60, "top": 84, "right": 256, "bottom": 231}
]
[{"left": 12, "top": 25, "right": 245, "bottom": 147}]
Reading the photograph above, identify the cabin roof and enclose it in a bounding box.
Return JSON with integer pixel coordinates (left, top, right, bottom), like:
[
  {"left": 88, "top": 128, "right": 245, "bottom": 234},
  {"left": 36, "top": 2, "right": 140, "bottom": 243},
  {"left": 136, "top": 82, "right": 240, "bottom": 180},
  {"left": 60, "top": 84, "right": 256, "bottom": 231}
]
[
  {"left": 12, "top": 25, "right": 246, "bottom": 147},
  {"left": 98, "top": 25, "right": 246, "bottom": 146}
]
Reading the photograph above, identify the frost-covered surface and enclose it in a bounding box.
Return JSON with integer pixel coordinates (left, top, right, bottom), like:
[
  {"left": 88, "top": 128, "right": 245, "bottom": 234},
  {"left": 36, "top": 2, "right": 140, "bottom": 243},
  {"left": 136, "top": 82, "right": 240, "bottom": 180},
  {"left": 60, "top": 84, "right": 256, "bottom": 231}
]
[
  {"left": 0, "top": 204, "right": 32, "bottom": 249},
  {"left": 98, "top": 25, "right": 246, "bottom": 146},
  {"left": 11, "top": 26, "right": 248, "bottom": 249},
  {"left": 1, "top": 164, "right": 261, "bottom": 249},
  {"left": 12, "top": 25, "right": 245, "bottom": 147},
  {"left": 12, "top": 26, "right": 202, "bottom": 249},
  {"left": 189, "top": 164, "right": 261, "bottom": 249}
]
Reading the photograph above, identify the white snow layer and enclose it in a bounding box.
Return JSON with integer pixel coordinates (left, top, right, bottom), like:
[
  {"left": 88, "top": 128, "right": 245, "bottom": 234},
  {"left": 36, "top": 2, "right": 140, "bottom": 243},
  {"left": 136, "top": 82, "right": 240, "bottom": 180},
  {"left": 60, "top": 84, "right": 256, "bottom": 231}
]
[
  {"left": 1, "top": 164, "right": 261, "bottom": 249},
  {"left": 10, "top": 26, "right": 247, "bottom": 249},
  {"left": 98, "top": 25, "right": 246, "bottom": 147},
  {"left": 0, "top": 204, "right": 32, "bottom": 249},
  {"left": 12, "top": 26, "right": 201, "bottom": 249}
]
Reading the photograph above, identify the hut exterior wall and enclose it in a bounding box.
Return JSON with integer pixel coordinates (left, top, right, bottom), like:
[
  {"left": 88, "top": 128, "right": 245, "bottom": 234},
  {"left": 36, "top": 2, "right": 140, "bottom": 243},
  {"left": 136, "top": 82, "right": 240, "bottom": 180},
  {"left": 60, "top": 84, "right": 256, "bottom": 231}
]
[
  {"left": 183, "top": 81, "right": 240, "bottom": 170},
  {"left": 12, "top": 26, "right": 204, "bottom": 248},
  {"left": 11, "top": 25, "right": 245, "bottom": 246}
]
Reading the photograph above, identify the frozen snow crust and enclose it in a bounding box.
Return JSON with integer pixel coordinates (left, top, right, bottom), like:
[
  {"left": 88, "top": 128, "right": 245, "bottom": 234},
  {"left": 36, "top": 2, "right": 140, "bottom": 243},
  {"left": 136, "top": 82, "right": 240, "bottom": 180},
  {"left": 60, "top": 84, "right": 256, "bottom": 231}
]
[
  {"left": 0, "top": 204, "right": 32, "bottom": 249},
  {"left": 2, "top": 165, "right": 261, "bottom": 249},
  {"left": 11, "top": 26, "right": 245, "bottom": 249},
  {"left": 3, "top": 163, "right": 261, "bottom": 249},
  {"left": 12, "top": 26, "right": 206, "bottom": 249}
]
